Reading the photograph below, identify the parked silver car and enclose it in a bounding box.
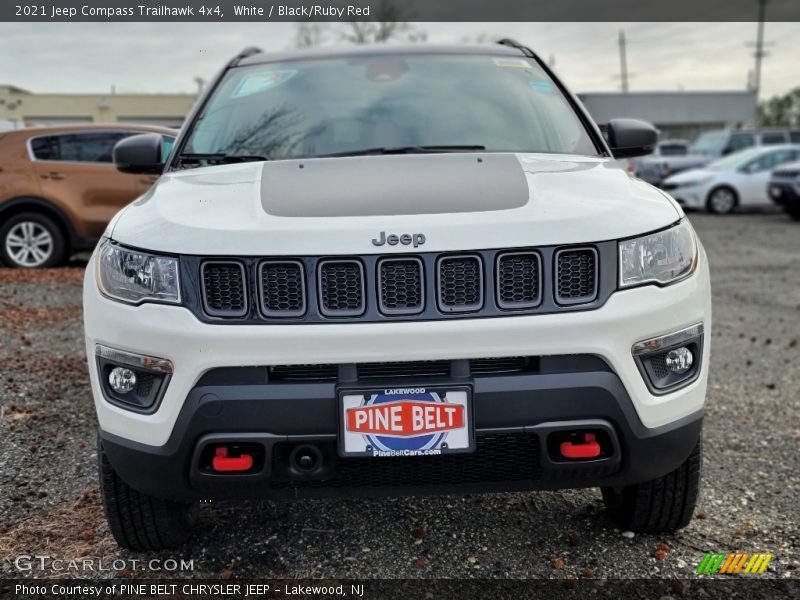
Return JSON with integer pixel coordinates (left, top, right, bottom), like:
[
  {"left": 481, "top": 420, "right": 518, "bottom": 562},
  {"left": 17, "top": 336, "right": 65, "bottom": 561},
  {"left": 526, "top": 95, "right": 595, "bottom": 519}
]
[{"left": 638, "top": 128, "right": 800, "bottom": 187}]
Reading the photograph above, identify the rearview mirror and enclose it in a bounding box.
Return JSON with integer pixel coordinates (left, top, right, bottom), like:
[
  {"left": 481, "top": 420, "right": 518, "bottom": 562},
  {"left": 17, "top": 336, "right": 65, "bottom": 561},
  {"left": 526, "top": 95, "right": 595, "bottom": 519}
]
[
  {"left": 607, "top": 118, "right": 657, "bottom": 159},
  {"left": 113, "top": 133, "right": 165, "bottom": 174}
]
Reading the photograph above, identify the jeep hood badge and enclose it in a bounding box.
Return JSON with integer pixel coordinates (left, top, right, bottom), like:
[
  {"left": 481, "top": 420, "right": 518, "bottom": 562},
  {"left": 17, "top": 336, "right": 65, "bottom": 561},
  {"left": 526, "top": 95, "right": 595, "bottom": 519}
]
[{"left": 372, "top": 232, "right": 426, "bottom": 247}]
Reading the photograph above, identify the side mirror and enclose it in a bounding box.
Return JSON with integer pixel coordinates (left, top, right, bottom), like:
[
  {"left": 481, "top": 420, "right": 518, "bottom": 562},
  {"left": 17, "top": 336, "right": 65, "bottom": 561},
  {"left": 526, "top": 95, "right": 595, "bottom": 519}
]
[
  {"left": 606, "top": 118, "right": 657, "bottom": 159},
  {"left": 113, "top": 133, "right": 164, "bottom": 174}
]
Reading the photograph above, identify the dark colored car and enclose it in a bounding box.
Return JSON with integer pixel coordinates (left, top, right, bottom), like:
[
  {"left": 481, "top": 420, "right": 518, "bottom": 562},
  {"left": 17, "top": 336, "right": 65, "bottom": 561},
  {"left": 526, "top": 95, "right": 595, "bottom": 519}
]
[{"left": 768, "top": 159, "right": 800, "bottom": 220}]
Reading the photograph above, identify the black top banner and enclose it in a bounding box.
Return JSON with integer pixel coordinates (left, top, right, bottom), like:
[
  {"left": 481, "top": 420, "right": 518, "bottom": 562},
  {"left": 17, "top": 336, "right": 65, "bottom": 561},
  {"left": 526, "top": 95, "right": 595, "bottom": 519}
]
[{"left": 3, "top": 0, "right": 800, "bottom": 22}]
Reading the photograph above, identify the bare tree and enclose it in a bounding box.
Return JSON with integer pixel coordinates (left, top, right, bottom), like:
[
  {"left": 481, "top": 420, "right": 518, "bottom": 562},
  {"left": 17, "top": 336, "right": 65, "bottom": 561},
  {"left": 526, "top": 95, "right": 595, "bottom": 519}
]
[
  {"left": 294, "top": 23, "right": 328, "bottom": 48},
  {"left": 293, "top": 0, "right": 425, "bottom": 48}
]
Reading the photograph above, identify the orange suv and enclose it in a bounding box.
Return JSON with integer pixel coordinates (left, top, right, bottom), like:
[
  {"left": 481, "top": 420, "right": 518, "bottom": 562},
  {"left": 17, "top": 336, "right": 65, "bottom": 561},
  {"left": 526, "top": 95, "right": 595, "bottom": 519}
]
[{"left": 0, "top": 124, "right": 176, "bottom": 267}]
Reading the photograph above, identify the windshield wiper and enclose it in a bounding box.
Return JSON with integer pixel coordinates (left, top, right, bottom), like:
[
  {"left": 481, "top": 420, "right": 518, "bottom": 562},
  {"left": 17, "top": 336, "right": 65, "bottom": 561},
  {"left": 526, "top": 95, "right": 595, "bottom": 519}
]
[
  {"left": 311, "top": 145, "right": 486, "bottom": 159},
  {"left": 176, "top": 153, "right": 268, "bottom": 165}
]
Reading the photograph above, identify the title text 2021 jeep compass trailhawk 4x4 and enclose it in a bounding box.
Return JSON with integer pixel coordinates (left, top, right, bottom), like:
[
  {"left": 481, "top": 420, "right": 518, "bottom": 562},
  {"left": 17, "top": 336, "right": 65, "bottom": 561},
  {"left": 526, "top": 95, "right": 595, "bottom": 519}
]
[{"left": 84, "top": 41, "right": 710, "bottom": 550}]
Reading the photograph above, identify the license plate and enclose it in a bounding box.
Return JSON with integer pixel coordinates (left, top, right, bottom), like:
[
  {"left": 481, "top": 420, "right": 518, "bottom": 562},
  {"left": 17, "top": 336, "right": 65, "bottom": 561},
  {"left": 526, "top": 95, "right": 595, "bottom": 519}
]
[{"left": 339, "top": 386, "right": 473, "bottom": 457}]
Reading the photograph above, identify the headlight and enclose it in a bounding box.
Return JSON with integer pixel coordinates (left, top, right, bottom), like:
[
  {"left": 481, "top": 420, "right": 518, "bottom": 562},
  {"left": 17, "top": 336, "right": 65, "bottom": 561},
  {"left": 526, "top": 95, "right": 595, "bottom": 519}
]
[
  {"left": 96, "top": 239, "right": 180, "bottom": 304},
  {"left": 619, "top": 220, "right": 697, "bottom": 288}
]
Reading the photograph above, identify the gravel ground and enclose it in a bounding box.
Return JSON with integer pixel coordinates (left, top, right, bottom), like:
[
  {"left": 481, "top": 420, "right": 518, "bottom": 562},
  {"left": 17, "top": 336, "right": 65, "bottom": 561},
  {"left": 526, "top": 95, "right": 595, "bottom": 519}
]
[{"left": 0, "top": 212, "right": 798, "bottom": 585}]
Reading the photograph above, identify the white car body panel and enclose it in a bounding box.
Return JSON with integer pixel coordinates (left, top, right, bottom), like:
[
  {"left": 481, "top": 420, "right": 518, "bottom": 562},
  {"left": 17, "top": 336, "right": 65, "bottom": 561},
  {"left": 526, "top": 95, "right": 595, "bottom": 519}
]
[
  {"left": 110, "top": 153, "right": 681, "bottom": 256},
  {"left": 84, "top": 247, "right": 711, "bottom": 447}
]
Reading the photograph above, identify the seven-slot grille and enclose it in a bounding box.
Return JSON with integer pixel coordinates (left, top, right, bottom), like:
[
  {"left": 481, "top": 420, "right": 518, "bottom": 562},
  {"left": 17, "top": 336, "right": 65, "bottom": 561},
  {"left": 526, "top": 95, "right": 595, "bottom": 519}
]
[
  {"left": 259, "top": 260, "right": 306, "bottom": 317},
  {"left": 201, "top": 261, "right": 247, "bottom": 317},
  {"left": 197, "top": 246, "right": 602, "bottom": 321},
  {"left": 555, "top": 248, "right": 598, "bottom": 305},
  {"left": 378, "top": 257, "right": 424, "bottom": 315},
  {"left": 317, "top": 259, "right": 365, "bottom": 316}
]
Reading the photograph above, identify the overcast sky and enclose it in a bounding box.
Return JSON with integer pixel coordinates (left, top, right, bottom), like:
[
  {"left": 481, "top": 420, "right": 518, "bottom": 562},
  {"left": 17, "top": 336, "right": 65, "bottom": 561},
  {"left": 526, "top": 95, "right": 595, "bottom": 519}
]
[{"left": 1, "top": 22, "right": 798, "bottom": 99}]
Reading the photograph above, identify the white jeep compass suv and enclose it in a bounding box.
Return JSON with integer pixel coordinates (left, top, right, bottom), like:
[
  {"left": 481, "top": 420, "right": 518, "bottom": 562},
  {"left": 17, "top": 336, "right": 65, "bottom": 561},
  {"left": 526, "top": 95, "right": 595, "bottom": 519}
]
[{"left": 84, "top": 41, "right": 710, "bottom": 550}]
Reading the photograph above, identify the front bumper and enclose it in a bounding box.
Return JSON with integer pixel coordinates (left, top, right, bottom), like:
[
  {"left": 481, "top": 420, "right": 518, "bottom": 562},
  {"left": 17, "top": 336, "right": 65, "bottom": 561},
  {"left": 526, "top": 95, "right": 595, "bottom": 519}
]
[
  {"left": 85, "top": 249, "right": 710, "bottom": 499},
  {"left": 768, "top": 182, "right": 800, "bottom": 207},
  {"left": 663, "top": 184, "right": 709, "bottom": 209}
]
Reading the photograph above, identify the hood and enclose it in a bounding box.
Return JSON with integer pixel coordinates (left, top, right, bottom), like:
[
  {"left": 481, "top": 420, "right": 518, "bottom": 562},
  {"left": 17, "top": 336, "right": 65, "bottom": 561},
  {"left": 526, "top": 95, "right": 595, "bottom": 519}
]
[{"left": 110, "top": 153, "right": 681, "bottom": 256}]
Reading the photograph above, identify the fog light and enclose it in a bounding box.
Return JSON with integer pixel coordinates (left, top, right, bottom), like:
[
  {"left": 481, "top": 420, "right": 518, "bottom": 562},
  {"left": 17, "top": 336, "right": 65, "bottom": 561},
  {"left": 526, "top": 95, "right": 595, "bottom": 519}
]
[
  {"left": 665, "top": 347, "right": 693, "bottom": 374},
  {"left": 109, "top": 367, "right": 137, "bottom": 394}
]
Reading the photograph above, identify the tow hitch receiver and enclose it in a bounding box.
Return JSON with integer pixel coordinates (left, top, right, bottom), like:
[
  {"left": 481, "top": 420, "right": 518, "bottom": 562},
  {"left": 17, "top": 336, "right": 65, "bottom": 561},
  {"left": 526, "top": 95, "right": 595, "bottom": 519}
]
[
  {"left": 559, "top": 433, "right": 602, "bottom": 459},
  {"left": 211, "top": 447, "right": 254, "bottom": 472}
]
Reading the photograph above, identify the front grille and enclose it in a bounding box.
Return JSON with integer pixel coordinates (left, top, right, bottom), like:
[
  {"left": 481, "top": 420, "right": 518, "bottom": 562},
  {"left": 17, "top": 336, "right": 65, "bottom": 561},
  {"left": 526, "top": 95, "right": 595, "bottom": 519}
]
[
  {"left": 268, "top": 356, "right": 538, "bottom": 382},
  {"left": 496, "top": 251, "right": 541, "bottom": 309},
  {"left": 259, "top": 260, "right": 306, "bottom": 317},
  {"left": 201, "top": 261, "right": 247, "bottom": 317},
  {"left": 437, "top": 255, "right": 483, "bottom": 313},
  {"left": 378, "top": 257, "right": 424, "bottom": 315},
  {"left": 774, "top": 170, "right": 800, "bottom": 178},
  {"left": 318, "top": 260, "right": 365, "bottom": 316},
  {"left": 270, "top": 433, "right": 543, "bottom": 490},
  {"left": 192, "top": 243, "right": 611, "bottom": 322},
  {"left": 555, "top": 248, "right": 598, "bottom": 305}
]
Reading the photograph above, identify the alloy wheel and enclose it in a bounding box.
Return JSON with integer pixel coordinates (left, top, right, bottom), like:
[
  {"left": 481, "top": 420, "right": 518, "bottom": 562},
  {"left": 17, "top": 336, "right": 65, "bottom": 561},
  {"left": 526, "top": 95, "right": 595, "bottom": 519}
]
[
  {"left": 4, "top": 221, "right": 54, "bottom": 267},
  {"left": 709, "top": 189, "right": 736, "bottom": 214}
]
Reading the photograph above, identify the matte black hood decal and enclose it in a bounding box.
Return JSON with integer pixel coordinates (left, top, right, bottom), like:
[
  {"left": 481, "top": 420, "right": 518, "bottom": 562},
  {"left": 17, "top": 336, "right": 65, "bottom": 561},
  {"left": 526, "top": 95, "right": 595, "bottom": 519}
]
[{"left": 260, "top": 153, "right": 529, "bottom": 217}]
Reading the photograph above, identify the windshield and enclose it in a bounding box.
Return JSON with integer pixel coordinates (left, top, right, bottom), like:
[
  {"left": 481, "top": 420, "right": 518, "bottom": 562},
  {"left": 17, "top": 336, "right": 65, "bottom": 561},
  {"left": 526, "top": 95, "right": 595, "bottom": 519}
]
[
  {"left": 706, "top": 147, "right": 763, "bottom": 170},
  {"left": 689, "top": 132, "right": 727, "bottom": 156},
  {"left": 179, "top": 53, "right": 599, "bottom": 162}
]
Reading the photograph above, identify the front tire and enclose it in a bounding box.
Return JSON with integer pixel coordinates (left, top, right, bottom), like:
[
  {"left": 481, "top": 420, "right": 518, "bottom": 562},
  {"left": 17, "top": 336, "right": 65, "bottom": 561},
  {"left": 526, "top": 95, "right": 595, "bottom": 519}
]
[
  {"left": 706, "top": 186, "right": 738, "bottom": 215},
  {"left": 786, "top": 205, "right": 800, "bottom": 221},
  {"left": 0, "top": 212, "right": 67, "bottom": 267},
  {"left": 98, "top": 436, "right": 198, "bottom": 550},
  {"left": 601, "top": 436, "right": 701, "bottom": 533}
]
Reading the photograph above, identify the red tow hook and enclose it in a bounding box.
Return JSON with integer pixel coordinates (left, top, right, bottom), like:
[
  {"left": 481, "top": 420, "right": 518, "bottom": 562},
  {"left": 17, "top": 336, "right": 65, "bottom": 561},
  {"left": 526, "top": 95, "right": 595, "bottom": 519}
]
[
  {"left": 560, "top": 433, "right": 601, "bottom": 459},
  {"left": 212, "top": 447, "right": 254, "bottom": 472}
]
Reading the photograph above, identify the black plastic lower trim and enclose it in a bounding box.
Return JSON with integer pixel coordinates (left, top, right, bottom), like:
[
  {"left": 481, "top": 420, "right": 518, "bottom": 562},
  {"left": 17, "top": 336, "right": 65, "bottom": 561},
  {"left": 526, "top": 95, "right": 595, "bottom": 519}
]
[{"left": 99, "top": 357, "right": 704, "bottom": 502}]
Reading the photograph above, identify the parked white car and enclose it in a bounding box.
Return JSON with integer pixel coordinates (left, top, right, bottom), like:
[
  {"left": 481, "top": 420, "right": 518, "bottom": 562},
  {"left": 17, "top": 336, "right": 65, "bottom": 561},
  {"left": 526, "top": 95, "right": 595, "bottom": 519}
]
[
  {"left": 662, "top": 144, "right": 800, "bottom": 214},
  {"left": 84, "top": 43, "right": 710, "bottom": 550}
]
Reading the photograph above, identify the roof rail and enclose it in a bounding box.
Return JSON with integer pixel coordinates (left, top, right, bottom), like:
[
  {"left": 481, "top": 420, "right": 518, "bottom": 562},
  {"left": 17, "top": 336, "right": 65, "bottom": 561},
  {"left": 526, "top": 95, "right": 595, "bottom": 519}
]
[
  {"left": 229, "top": 46, "right": 263, "bottom": 67},
  {"left": 496, "top": 38, "right": 536, "bottom": 59}
]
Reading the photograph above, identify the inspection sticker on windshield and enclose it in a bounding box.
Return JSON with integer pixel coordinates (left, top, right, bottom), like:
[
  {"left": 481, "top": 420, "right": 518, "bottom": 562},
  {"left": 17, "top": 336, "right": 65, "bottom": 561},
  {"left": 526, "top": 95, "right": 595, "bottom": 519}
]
[
  {"left": 232, "top": 69, "right": 297, "bottom": 97},
  {"left": 339, "top": 386, "right": 473, "bottom": 458},
  {"left": 529, "top": 80, "right": 553, "bottom": 93},
  {"left": 493, "top": 57, "right": 532, "bottom": 69}
]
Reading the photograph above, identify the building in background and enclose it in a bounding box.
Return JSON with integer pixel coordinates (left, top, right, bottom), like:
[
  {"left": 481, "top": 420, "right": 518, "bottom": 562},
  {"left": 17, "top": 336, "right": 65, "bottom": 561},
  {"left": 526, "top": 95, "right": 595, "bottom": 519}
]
[
  {"left": 0, "top": 85, "right": 196, "bottom": 129},
  {"left": 579, "top": 91, "right": 757, "bottom": 141},
  {"left": 2, "top": 83, "right": 757, "bottom": 143}
]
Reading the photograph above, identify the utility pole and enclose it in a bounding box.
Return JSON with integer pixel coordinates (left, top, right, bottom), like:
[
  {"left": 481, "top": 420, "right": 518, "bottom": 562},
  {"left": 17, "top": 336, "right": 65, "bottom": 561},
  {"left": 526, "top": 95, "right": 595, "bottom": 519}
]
[
  {"left": 618, "top": 30, "right": 629, "bottom": 93},
  {"left": 746, "top": 0, "right": 773, "bottom": 124}
]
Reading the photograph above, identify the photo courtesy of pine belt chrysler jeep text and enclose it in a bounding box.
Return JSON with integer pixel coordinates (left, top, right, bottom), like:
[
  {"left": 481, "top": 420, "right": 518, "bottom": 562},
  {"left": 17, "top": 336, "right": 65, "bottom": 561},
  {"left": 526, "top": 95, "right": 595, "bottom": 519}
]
[{"left": 83, "top": 41, "right": 711, "bottom": 550}]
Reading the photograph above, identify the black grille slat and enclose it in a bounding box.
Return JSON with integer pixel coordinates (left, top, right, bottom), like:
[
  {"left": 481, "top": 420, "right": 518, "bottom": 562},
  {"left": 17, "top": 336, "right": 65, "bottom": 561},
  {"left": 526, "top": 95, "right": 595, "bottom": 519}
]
[
  {"left": 437, "top": 255, "right": 483, "bottom": 313},
  {"left": 378, "top": 257, "right": 424, "bottom": 315},
  {"left": 555, "top": 248, "right": 597, "bottom": 305},
  {"left": 201, "top": 261, "right": 247, "bottom": 317},
  {"left": 259, "top": 260, "right": 306, "bottom": 318},
  {"left": 266, "top": 357, "right": 536, "bottom": 382},
  {"left": 270, "top": 433, "right": 543, "bottom": 489},
  {"left": 496, "top": 252, "right": 541, "bottom": 309},
  {"left": 318, "top": 260, "right": 365, "bottom": 316}
]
